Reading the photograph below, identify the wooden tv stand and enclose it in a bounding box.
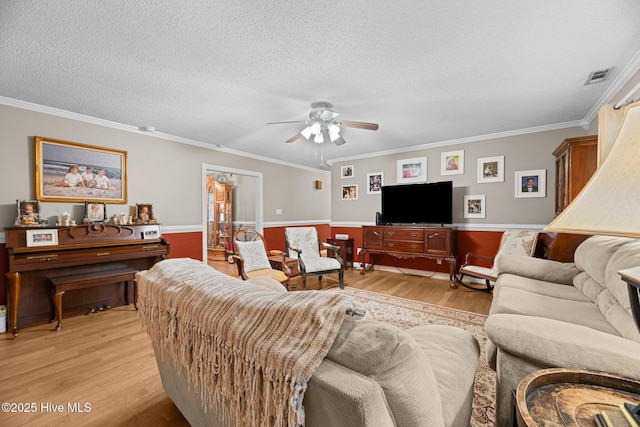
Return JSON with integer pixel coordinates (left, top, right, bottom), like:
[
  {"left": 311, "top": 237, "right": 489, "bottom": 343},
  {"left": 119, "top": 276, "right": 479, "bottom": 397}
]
[{"left": 360, "top": 225, "right": 458, "bottom": 288}]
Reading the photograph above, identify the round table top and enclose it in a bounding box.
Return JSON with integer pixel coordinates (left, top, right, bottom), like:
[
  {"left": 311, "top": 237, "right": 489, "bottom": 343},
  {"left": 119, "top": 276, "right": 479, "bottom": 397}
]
[{"left": 516, "top": 368, "right": 640, "bottom": 427}]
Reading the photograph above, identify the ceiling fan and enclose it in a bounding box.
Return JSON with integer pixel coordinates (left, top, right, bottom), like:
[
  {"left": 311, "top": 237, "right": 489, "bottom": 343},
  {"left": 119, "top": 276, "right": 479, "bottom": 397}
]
[{"left": 268, "top": 101, "right": 379, "bottom": 145}]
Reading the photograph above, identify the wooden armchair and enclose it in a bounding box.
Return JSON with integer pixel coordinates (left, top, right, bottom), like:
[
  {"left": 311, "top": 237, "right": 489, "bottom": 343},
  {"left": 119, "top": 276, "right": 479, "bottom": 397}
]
[
  {"left": 232, "top": 229, "right": 291, "bottom": 289},
  {"left": 284, "top": 227, "right": 344, "bottom": 290},
  {"left": 458, "top": 230, "right": 539, "bottom": 291}
]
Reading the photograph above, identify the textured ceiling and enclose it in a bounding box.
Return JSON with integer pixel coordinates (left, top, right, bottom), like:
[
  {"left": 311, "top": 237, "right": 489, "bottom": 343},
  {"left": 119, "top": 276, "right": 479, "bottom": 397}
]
[{"left": 2, "top": 1, "right": 640, "bottom": 169}]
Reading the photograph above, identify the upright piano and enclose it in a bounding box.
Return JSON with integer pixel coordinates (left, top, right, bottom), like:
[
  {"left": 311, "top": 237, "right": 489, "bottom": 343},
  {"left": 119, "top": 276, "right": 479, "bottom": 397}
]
[{"left": 5, "top": 223, "right": 169, "bottom": 336}]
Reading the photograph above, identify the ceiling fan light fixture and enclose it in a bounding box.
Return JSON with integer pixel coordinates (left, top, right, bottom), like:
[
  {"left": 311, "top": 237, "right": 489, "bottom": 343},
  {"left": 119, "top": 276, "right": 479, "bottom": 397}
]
[
  {"left": 300, "top": 125, "right": 313, "bottom": 139},
  {"left": 327, "top": 123, "right": 341, "bottom": 142},
  {"left": 309, "top": 121, "right": 322, "bottom": 135},
  {"left": 314, "top": 132, "right": 324, "bottom": 144}
]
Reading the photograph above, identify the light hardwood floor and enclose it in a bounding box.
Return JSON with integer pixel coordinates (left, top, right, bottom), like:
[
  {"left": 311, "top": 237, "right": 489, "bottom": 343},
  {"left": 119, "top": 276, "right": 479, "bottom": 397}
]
[{"left": 0, "top": 263, "right": 491, "bottom": 426}]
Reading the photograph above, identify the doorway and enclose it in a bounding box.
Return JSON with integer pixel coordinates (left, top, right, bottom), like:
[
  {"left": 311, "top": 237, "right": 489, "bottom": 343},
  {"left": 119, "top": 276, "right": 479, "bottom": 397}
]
[{"left": 201, "top": 164, "right": 264, "bottom": 262}]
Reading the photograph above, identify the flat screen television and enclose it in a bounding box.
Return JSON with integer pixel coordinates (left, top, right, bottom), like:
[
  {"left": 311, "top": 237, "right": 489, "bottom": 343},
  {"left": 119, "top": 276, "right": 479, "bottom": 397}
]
[{"left": 381, "top": 181, "right": 453, "bottom": 225}]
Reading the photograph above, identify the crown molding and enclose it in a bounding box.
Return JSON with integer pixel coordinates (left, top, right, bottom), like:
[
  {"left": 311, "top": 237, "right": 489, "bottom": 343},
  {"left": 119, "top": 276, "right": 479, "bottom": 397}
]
[
  {"left": 0, "top": 96, "right": 330, "bottom": 174},
  {"left": 326, "top": 120, "right": 583, "bottom": 165}
]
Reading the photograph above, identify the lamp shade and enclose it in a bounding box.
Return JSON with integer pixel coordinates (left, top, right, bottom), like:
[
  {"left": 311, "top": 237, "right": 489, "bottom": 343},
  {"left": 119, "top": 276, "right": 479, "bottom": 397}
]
[{"left": 545, "top": 101, "right": 640, "bottom": 238}]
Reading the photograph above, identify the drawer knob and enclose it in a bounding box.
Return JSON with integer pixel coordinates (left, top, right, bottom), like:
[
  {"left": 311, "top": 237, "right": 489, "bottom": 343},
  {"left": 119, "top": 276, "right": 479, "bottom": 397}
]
[{"left": 388, "top": 242, "right": 395, "bottom": 247}]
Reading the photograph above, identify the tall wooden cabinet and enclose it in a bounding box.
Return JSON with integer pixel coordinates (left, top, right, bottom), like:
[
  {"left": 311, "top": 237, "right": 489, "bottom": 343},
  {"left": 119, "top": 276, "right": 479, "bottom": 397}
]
[
  {"left": 208, "top": 181, "right": 233, "bottom": 260},
  {"left": 553, "top": 135, "right": 598, "bottom": 215}
]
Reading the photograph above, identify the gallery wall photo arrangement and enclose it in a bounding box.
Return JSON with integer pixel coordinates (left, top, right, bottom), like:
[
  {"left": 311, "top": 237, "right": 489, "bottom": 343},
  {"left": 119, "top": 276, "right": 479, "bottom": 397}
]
[
  {"left": 397, "top": 157, "right": 427, "bottom": 183},
  {"left": 35, "top": 136, "right": 127, "bottom": 203},
  {"left": 515, "top": 169, "right": 546, "bottom": 198},
  {"left": 464, "top": 195, "right": 486, "bottom": 219},
  {"left": 477, "top": 155, "right": 504, "bottom": 183},
  {"left": 441, "top": 150, "right": 464, "bottom": 175},
  {"left": 367, "top": 172, "right": 383, "bottom": 194}
]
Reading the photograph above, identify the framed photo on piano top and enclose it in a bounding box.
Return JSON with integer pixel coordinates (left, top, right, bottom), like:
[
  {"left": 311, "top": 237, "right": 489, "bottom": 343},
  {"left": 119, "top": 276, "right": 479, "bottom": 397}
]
[
  {"left": 35, "top": 136, "right": 127, "bottom": 203},
  {"left": 84, "top": 202, "right": 107, "bottom": 223}
]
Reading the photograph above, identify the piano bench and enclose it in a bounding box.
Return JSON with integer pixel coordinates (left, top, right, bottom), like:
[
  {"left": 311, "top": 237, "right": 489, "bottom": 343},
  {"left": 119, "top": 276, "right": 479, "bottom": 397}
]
[{"left": 49, "top": 267, "right": 139, "bottom": 330}]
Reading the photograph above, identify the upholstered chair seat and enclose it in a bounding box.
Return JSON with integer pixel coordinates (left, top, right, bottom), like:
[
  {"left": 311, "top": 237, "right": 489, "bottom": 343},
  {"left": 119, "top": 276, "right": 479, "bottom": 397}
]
[
  {"left": 285, "top": 226, "right": 344, "bottom": 290},
  {"left": 459, "top": 230, "right": 539, "bottom": 291},
  {"left": 233, "top": 229, "right": 291, "bottom": 289}
]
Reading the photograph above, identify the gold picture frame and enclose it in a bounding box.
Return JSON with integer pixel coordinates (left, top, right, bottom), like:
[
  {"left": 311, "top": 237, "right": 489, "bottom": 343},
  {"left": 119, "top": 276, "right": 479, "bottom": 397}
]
[{"left": 35, "top": 136, "right": 127, "bottom": 203}]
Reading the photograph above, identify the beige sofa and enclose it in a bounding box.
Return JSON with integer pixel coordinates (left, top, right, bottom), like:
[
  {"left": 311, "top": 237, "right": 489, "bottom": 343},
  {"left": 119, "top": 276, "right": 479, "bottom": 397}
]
[
  {"left": 484, "top": 235, "right": 640, "bottom": 426},
  {"left": 138, "top": 259, "right": 480, "bottom": 427}
]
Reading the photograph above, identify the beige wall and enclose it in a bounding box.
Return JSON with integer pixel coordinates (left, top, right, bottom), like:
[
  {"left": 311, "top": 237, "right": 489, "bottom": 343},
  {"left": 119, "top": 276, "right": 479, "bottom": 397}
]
[
  {"left": 330, "top": 127, "right": 591, "bottom": 226},
  {"left": 0, "top": 104, "right": 331, "bottom": 229}
]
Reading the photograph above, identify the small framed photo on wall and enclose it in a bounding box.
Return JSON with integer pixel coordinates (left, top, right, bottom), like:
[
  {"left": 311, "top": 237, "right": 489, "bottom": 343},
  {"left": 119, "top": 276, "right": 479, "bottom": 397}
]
[
  {"left": 441, "top": 150, "right": 464, "bottom": 175},
  {"left": 342, "top": 185, "right": 358, "bottom": 200},
  {"left": 367, "top": 172, "right": 384, "bottom": 194},
  {"left": 397, "top": 157, "right": 427, "bottom": 183},
  {"left": 464, "top": 195, "right": 486, "bottom": 219},
  {"left": 477, "top": 156, "right": 504, "bottom": 183},
  {"left": 515, "top": 169, "right": 546, "bottom": 198},
  {"left": 341, "top": 165, "right": 354, "bottom": 178}
]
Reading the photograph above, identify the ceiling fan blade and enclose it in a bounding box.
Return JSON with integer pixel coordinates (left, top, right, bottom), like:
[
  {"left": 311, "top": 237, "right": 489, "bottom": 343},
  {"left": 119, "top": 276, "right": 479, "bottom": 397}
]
[
  {"left": 285, "top": 133, "right": 303, "bottom": 143},
  {"left": 334, "top": 136, "right": 346, "bottom": 146},
  {"left": 267, "top": 120, "right": 304, "bottom": 125},
  {"left": 341, "top": 120, "right": 379, "bottom": 131}
]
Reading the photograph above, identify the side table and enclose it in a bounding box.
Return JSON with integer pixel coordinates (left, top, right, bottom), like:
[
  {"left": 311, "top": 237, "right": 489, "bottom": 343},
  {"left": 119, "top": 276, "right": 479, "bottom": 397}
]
[
  {"left": 327, "top": 238, "right": 354, "bottom": 269},
  {"left": 268, "top": 255, "right": 299, "bottom": 277},
  {"left": 515, "top": 368, "right": 640, "bottom": 427}
]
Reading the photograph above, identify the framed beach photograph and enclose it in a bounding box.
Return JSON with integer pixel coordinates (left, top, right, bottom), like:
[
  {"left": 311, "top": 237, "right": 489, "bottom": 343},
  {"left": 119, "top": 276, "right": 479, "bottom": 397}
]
[
  {"left": 441, "top": 150, "right": 464, "bottom": 175},
  {"left": 367, "top": 172, "right": 384, "bottom": 194},
  {"left": 515, "top": 169, "right": 546, "bottom": 198},
  {"left": 26, "top": 229, "right": 59, "bottom": 247},
  {"left": 35, "top": 136, "right": 127, "bottom": 203},
  {"left": 477, "top": 156, "right": 504, "bottom": 183},
  {"left": 341, "top": 165, "right": 354, "bottom": 178},
  {"left": 84, "top": 202, "right": 107, "bottom": 222},
  {"left": 464, "top": 195, "right": 486, "bottom": 219},
  {"left": 15, "top": 199, "right": 43, "bottom": 226},
  {"left": 341, "top": 185, "right": 358, "bottom": 200},
  {"left": 397, "top": 157, "right": 427, "bottom": 183}
]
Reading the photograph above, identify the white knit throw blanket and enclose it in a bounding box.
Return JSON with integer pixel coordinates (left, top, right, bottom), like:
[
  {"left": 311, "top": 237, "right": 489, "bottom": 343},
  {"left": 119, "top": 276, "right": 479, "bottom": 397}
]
[{"left": 137, "top": 258, "right": 364, "bottom": 427}]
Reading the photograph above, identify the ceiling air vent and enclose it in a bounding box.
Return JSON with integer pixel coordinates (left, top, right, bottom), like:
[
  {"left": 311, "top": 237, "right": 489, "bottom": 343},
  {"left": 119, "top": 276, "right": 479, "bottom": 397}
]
[{"left": 585, "top": 68, "right": 611, "bottom": 85}]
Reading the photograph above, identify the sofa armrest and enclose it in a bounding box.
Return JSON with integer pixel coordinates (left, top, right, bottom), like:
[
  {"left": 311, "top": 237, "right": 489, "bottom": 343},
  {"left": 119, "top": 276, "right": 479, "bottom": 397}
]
[
  {"left": 485, "top": 313, "right": 640, "bottom": 380},
  {"left": 495, "top": 255, "right": 579, "bottom": 285},
  {"left": 305, "top": 359, "right": 395, "bottom": 427}
]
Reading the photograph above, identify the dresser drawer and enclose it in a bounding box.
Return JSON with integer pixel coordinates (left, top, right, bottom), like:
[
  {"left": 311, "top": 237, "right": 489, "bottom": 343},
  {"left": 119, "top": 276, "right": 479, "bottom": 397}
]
[
  {"left": 383, "top": 228, "right": 424, "bottom": 241},
  {"left": 384, "top": 240, "right": 424, "bottom": 253}
]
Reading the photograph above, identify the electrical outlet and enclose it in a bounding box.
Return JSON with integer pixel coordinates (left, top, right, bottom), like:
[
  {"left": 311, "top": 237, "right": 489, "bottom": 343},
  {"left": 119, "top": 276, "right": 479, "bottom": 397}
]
[{"left": 275, "top": 209, "right": 282, "bottom": 215}]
